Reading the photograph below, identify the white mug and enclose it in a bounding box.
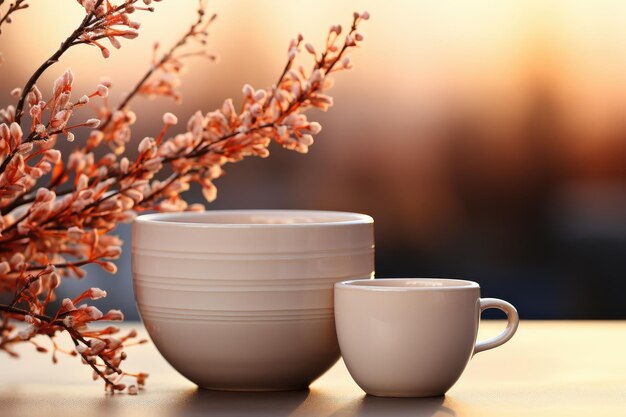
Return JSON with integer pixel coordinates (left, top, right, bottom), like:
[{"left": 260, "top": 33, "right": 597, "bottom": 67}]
[{"left": 334, "top": 278, "right": 519, "bottom": 397}]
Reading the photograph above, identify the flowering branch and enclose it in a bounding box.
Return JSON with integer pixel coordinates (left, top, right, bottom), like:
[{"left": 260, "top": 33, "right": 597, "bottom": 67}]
[
  {"left": 100, "top": 1, "right": 215, "bottom": 131},
  {"left": 0, "top": 0, "right": 29, "bottom": 35},
  {"left": 3, "top": 0, "right": 157, "bottom": 180},
  {"left": 0, "top": 0, "right": 368, "bottom": 394},
  {"left": 13, "top": 0, "right": 103, "bottom": 125},
  {"left": 0, "top": 290, "right": 147, "bottom": 393}
]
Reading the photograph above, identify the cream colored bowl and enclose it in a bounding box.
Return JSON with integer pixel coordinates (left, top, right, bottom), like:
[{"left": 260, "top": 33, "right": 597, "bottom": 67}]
[{"left": 132, "top": 210, "right": 374, "bottom": 391}]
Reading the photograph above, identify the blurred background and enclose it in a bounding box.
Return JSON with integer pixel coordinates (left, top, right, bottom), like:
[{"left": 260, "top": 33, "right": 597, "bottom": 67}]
[{"left": 2, "top": 0, "right": 626, "bottom": 319}]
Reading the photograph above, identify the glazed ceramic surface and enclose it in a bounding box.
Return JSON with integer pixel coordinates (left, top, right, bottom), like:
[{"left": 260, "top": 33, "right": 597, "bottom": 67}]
[
  {"left": 132, "top": 210, "right": 374, "bottom": 391},
  {"left": 334, "top": 278, "right": 518, "bottom": 397}
]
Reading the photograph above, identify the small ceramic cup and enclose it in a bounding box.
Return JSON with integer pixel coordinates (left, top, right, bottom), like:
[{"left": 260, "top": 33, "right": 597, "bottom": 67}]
[{"left": 334, "top": 278, "right": 519, "bottom": 397}]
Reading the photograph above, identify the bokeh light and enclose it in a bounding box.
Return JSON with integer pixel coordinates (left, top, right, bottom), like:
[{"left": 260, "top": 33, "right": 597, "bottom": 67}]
[{"left": 2, "top": 0, "right": 626, "bottom": 318}]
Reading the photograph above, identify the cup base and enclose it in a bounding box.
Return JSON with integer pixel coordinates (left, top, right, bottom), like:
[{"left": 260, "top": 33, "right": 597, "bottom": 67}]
[{"left": 365, "top": 391, "right": 446, "bottom": 398}]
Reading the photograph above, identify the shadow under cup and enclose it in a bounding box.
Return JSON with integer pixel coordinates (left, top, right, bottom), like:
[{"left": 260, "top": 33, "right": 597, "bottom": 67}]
[
  {"left": 132, "top": 210, "right": 374, "bottom": 391},
  {"left": 334, "top": 278, "right": 519, "bottom": 398}
]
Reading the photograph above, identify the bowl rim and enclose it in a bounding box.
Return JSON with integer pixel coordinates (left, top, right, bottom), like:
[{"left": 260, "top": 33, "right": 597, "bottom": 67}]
[{"left": 134, "top": 209, "right": 374, "bottom": 229}]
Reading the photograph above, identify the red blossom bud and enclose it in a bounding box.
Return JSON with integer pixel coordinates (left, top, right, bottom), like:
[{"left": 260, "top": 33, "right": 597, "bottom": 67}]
[
  {"left": 109, "top": 36, "right": 122, "bottom": 49},
  {"left": 49, "top": 273, "right": 61, "bottom": 289},
  {"left": 44, "top": 149, "right": 61, "bottom": 163},
  {"left": 121, "top": 30, "right": 138, "bottom": 39},
  {"left": 101, "top": 262, "right": 118, "bottom": 274},
  {"left": 76, "top": 174, "right": 89, "bottom": 191},
  {"left": 85, "top": 306, "right": 103, "bottom": 320},
  {"left": 88, "top": 287, "right": 107, "bottom": 300},
  {"left": 143, "top": 157, "right": 162, "bottom": 172},
  {"left": 120, "top": 157, "right": 129, "bottom": 173},
  {"left": 29, "top": 278, "right": 42, "bottom": 296},
  {"left": 52, "top": 69, "right": 73, "bottom": 98},
  {"left": 27, "top": 86, "right": 43, "bottom": 106},
  {"left": 136, "top": 372, "right": 148, "bottom": 385},
  {"left": 307, "top": 122, "right": 322, "bottom": 134},
  {"left": 96, "top": 84, "right": 109, "bottom": 97},
  {"left": 102, "top": 309, "right": 124, "bottom": 321},
  {"left": 0, "top": 123, "right": 9, "bottom": 143},
  {"left": 84, "top": 118, "right": 101, "bottom": 128},
  {"left": 67, "top": 226, "right": 84, "bottom": 241},
  {"left": 62, "top": 298, "right": 77, "bottom": 312},
  {"left": 300, "top": 134, "right": 314, "bottom": 147},
  {"left": 18, "top": 324, "right": 37, "bottom": 340},
  {"left": 9, "top": 253, "right": 24, "bottom": 269},
  {"left": 123, "top": 188, "right": 144, "bottom": 203},
  {"left": 242, "top": 84, "right": 254, "bottom": 97},
  {"left": 89, "top": 339, "right": 106, "bottom": 355},
  {"left": 189, "top": 203, "right": 206, "bottom": 212},
  {"left": 63, "top": 316, "right": 76, "bottom": 328},
  {"left": 138, "top": 137, "right": 154, "bottom": 153},
  {"left": 162, "top": 112, "right": 178, "bottom": 125},
  {"left": 9, "top": 122, "right": 22, "bottom": 148},
  {"left": 287, "top": 47, "right": 298, "bottom": 61}
]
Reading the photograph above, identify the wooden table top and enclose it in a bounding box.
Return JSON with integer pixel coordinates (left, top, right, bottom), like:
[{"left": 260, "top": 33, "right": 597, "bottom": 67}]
[{"left": 1, "top": 321, "right": 624, "bottom": 417}]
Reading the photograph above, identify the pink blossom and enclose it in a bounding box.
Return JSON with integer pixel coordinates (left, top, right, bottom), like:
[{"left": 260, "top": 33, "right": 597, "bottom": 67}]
[
  {"left": 0, "top": 3, "right": 368, "bottom": 394},
  {"left": 101, "top": 309, "right": 124, "bottom": 321}
]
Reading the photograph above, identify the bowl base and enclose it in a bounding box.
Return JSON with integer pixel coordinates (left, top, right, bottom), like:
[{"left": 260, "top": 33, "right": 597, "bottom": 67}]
[{"left": 198, "top": 385, "right": 309, "bottom": 392}]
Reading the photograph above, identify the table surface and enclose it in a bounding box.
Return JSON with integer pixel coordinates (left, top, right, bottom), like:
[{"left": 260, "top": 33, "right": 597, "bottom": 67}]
[{"left": 1, "top": 321, "right": 625, "bottom": 417}]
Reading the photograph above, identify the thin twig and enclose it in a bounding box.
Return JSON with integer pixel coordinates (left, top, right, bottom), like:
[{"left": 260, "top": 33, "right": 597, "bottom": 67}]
[
  {"left": 14, "top": 0, "right": 103, "bottom": 124},
  {"left": 9, "top": 273, "right": 38, "bottom": 307},
  {"left": 25, "top": 259, "right": 94, "bottom": 272},
  {"left": 0, "top": 0, "right": 28, "bottom": 35},
  {"left": 0, "top": 303, "right": 122, "bottom": 380},
  {"left": 99, "top": 2, "right": 213, "bottom": 131},
  {"left": 0, "top": 0, "right": 104, "bottom": 178}
]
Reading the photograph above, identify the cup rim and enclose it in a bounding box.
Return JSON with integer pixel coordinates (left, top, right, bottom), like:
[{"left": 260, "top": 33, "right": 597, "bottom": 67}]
[
  {"left": 135, "top": 209, "right": 373, "bottom": 229},
  {"left": 335, "top": 278, "right": 479, "bottom": 291}
]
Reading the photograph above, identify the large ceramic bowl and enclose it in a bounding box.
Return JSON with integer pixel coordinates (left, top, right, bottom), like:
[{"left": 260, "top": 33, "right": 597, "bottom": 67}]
[{"left": 132, "top": 210, "right": 374, "bottom": 391}]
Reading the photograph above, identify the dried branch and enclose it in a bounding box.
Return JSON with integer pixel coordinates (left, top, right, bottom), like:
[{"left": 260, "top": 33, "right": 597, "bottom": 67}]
[
  {"left": 0, "top": 1, "right": 104, "bottom": 178},
  {"left": 13, "top": 0, "right": 103, "bottom": 125},
  {"left": 100, "top": 2, "right": 216, "bottom": 131},
  {"left": 0, "top": 0, "right": 29, "bottom": 35},
  {"left": 0, "top": 0, "right": 369, "bottom": 394}
]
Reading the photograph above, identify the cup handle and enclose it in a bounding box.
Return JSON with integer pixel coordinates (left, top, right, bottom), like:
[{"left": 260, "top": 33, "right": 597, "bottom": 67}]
[{"left": 474, "top": 298, "right": 519, "bottom": 355}]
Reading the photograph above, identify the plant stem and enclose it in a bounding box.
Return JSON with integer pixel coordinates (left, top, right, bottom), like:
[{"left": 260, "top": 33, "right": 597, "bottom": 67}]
[
  {"left": 0, "top": 1, "right": 103, "bottom": 178},
  {"left": 0, "top": 0, "right": 28, "bottom": 35},
  {"left": 99, "top": 4, "right": 210, "bottom": 131},
  {"left": 0, "top": 303, "right": 52, "bottom": 323},
  {"left": 14, "top": 1, "right": 102, "bottom": 124},
  {"left": 0, "top": 303, "right": 122, "bottom": 377}
]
